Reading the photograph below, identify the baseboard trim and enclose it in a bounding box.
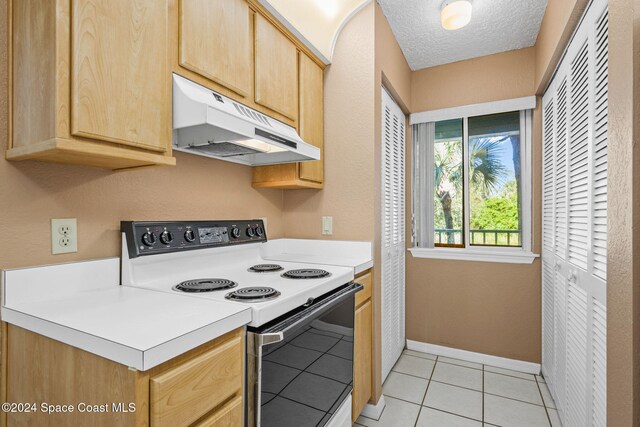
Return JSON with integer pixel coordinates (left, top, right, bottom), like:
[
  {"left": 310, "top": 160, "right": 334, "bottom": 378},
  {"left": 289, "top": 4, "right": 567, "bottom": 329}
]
[
  {"left": 360, "top": 395, "right": 386, "bottom": 420},
  {"left": 406, "top": 340, "right": 541, "bottom": 375}
]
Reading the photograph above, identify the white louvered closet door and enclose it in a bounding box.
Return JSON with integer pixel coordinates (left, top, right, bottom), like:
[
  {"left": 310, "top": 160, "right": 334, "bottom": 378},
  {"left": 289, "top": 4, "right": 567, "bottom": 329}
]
[
  {"left": 381, "top": 88, "right": 406, "bottom": 382},
  {"left": 541, "top": 0, "right": 608, "bottom": 426}
]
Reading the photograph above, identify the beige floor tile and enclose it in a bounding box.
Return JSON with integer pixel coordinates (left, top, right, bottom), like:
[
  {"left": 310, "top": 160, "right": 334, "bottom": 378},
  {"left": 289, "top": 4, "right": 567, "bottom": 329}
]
[
  {"left": 536, "top": 374, "right": 546, "bottom": 383},
  {"left": 484, "top": 365, "right": 537, "bottom": 381},
  {"left": 382, "top": 371, "right": 429, "bottom": 404},
  {"left": 432, "top": 362, "right": 483, "bottom": 391},
  {"left": 423, "top": 381, "right": 483, "bottom": 421},
  {"left": 484, "top": 394, "right": 550, "bottom": 427},
  {"left": 416, "top": 407, "right": 482, "bottom": 427},
  {"left": 404, "top": 349, "right": 438, "bottom": 360},
  {"left": 392, "top": 354, "right": 436, "bottom": 379},
  {"left": 356, "top": 396, "right": 421, "bottom": 427},
  {"left": 484, "top": 372, "right": 544, "bottom": 405},
  {"left": 538, "top": 381, "right": 556, "bottom": 409},
  {"left": 438, "top": 356, "right": 483, "bottom": 370}
]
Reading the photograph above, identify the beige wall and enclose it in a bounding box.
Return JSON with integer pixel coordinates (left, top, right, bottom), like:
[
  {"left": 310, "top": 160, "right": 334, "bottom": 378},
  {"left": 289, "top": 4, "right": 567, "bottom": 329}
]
[
  {"left": 534, "top": 0, "right": 589, "bottom": 92},
  {"left": 412, "top": 47, "right": 536, "bottom": 111},
  {"left": 408, "top": 48, "right": 541, "bottom": 363},
  {"left": 606, "top": 0, "right": 640, "bottom": 424},
  {"left": 0, "top": 0, "right": 285, "bottom": 270},
  {"left": 282, "top": 4, "right": 375, "bottom": 241}
]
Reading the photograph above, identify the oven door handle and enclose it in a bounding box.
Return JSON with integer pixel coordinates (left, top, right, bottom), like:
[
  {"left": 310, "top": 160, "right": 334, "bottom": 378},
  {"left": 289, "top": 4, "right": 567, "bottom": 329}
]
[
  {"left": 258, "top": 282, "right": 363, "bottom": 346},
  {"left": 258, "top": 332, "right": 285, "bottom": 346}
]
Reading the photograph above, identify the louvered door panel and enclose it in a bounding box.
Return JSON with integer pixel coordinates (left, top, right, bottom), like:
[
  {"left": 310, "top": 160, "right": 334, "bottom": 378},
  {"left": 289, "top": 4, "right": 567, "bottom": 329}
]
[
  {"left": 381, "top": 88, "right": 406, "bottom": 382},
  {"left": 555, "top": 79, "right": 569, "bottom": 259},
  {"left": 592, "top": 11, "right": 608, "bottom": 282},
  {"left": 566, "top": 283, "right": 588, "bottom": 427},
  {"left": 553, "top": 271, "right": 567, "bottom": 412},
  {"left": 543, "top": 100, "right": 555, "bottom": 252},
  {"left": 591, "top": 299, "right": 606, "bottom": 426},
  {"left": 542, "top": 260, "right": 555, "bottom": 380},
  {"left": 567, "top": 43, "right": 590, "bottom": 271},
  {"left": 541, "top": 1, "right": 608, "bottom": 426}
]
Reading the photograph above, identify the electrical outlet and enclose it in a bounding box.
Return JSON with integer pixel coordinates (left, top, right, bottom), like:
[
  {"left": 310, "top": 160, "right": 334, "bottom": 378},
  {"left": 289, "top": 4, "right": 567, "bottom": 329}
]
[
  {"left": 51, "top": 218, "right": 78, "bottom": 255},
  {"left": 322, "top": 216, "right": 333, "bottom": 236}
]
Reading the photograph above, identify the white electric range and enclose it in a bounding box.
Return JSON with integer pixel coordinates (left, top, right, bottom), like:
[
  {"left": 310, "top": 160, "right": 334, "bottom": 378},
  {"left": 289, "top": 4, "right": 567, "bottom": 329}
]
[{"left": 120, "top": 220, "right": 359, "bottom": 427}]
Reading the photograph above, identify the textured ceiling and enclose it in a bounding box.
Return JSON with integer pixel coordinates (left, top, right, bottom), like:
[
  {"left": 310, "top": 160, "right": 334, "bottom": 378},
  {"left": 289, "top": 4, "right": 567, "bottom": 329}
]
[{"left": 377, "top": 0, "right": 548, "bottom": 70}]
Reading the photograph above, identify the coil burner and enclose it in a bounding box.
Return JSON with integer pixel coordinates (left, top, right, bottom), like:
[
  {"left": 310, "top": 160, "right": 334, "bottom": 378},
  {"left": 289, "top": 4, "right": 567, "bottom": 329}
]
[
  {"left": 173, "top": 279, "right": 237, "bottom": 293},
  {"left": 281, "top": 269, "right": 331, "bottom": 279},
  {"left": 248, "top": 264, "right": 284, "bottom": 273},
  {"left": 225, "top": 287, "right": 281, "bottom": 302}
]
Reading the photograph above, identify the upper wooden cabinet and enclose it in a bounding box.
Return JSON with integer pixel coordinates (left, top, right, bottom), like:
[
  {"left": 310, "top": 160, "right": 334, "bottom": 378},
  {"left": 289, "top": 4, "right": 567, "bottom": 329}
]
[
  {"left": 254, "top": 14, "right": 298, "bottom": 121},
  {"left": 252, "top": 52, "right": 324, "bottom": 189},
  {"left": 178, "top": 0, "right": 252, "bottom": 98},
  {"left": 72, "top": 0, "right": 169, "bottom": 153},
  {"left": 7, "top": 0, "right": 175, "bottom": 170},
  {"left": 7, "top": 0, "right": 325, "bottom": 174},
  {"left": 298, "top": 53, "right": 324, "bottom": 184}
]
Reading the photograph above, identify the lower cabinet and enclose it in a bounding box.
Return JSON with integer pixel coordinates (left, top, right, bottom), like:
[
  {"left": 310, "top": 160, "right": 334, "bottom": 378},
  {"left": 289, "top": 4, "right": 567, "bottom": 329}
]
[
  {"left": 4, "top": 325, "right": 244, "bottom": 427},
  {"left": 150, "top": 334, "right": 243, "bottom": 426},
  {"left": 352, "top": 270, "right": 373, "bottom": 422}
]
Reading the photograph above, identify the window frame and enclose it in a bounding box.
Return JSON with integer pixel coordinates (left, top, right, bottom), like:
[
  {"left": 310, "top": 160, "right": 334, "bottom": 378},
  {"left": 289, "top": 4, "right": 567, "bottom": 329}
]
[{"left": 409, "top": 99, "right": 539, "bottom": 264}]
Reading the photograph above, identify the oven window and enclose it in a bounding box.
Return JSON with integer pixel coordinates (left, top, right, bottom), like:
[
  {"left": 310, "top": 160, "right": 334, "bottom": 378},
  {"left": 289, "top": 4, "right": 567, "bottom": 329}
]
[{"left": 259, "top": 297, "right": 355, "bottom": 427}]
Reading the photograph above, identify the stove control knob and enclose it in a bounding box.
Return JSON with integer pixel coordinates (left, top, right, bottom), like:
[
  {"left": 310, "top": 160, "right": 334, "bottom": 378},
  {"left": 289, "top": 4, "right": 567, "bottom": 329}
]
[
  {"left": 255, "top": 226, "right": 265, "bottom": 237},
  {"left": 160, "top": 230, "right": 173, "bottom": 245},
  {"left": 141, "top": 232, "right": 157, "bottom": 247},
  {"left": 184, "top": 229, "right": 196, "bottom": 242},
  {"left": 231, "top": 227, "right": 241, "bottom": 239},
  {"left": 246, "top": 227, "right": 256, "bottom": 238}
]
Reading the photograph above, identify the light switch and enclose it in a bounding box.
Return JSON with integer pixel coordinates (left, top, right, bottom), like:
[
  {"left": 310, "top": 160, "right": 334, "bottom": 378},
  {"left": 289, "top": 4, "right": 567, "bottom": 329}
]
[{"left": 322, "top": 216, "right": 333, "bottom": 236}]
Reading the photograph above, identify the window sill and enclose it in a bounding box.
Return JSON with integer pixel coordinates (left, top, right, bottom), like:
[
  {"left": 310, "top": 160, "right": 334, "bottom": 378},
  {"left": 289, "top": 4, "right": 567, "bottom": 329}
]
[{"left": 408, "top": 247, "right": 539, "bottom": 264}]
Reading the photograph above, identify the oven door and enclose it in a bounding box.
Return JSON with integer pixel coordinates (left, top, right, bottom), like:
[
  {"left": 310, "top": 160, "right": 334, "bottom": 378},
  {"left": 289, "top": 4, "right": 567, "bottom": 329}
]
[{"left": 247, "top": 283, "right": 362, "bottom": 427}]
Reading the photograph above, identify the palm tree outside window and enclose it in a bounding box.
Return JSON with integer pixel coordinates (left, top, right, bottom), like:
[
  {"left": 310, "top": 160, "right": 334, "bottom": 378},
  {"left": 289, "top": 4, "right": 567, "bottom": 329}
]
[{"left": 418, "top": 111, "right": 526, "bottom": 249}]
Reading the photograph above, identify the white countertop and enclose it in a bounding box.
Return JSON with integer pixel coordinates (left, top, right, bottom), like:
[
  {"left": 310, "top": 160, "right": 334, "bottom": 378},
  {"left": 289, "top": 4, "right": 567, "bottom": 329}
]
[
  {"left": 262, "top": 239, "right": 373, "bottom": 275},
  {"left": 0, "top": 239, "right": 372, "bottom": 370},
  {"left": 1, "top": 258, "right": 251, "bottom": 371}
]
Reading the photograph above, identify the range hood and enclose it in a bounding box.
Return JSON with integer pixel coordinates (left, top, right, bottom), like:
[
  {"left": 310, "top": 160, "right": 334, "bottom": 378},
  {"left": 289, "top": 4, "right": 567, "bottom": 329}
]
[{"left": 172, "top": 74, "right": 320, "bottom": 166}]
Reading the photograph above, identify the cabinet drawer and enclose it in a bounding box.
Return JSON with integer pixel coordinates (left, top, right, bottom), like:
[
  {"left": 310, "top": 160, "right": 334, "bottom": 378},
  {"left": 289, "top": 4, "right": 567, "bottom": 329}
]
[
  {"left": 355, "top": 272, "right": 372, "bottom": 306},
  {"left": 150, "top": 335, "right": 243, "bottom": 427},
  {"left": 195, "top": 396, "right": 243, "bottom": 427}
]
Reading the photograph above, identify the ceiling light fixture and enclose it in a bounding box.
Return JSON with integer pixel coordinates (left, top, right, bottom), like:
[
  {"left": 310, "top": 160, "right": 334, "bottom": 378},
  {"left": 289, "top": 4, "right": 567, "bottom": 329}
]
[{"left": 441, "top": 0, "right": 473, "bottom": 31}]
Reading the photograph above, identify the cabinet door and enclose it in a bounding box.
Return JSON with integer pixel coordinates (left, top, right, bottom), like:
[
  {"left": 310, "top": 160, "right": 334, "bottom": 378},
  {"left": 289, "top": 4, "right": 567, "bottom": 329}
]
[
  {"left": 179, "top": 0, "right": 252, "bottom": 97},
  {"left": 254, "top": 14, "right": 298, "bottom": 121},
  {"left": 298, "top": 53, "right": 324, "bottom": 183},
  {"left": 352, "top": 299, "right": 372, "bottom": 422},
  {"left": 71, "top": 0, "right": 170, "bottom": 152},
  {"left": 150, "top": 335, "right": 243, "bottom": 427}
]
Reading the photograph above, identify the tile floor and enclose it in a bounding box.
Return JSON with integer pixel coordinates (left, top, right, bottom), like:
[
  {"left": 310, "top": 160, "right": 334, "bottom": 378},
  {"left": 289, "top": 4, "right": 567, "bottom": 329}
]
[{"left": 355, "top": 349, "right": 561, "bottom": 427}]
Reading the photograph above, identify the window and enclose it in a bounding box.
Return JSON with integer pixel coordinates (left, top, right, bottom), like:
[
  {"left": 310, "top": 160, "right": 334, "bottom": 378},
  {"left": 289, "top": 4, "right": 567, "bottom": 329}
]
[{"left": 410, "top": 100, "right": 537, "bottom": 264}]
